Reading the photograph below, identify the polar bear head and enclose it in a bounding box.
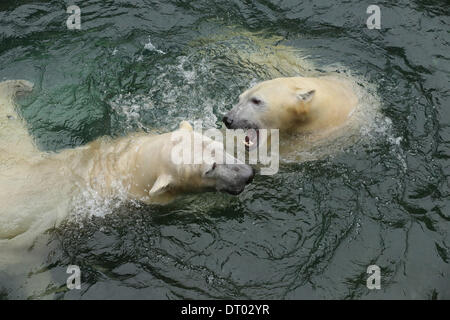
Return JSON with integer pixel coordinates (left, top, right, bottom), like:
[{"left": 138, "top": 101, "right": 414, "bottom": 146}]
[
  {"left": 222, "top": 78, "right": 315, "bottom": 146},
  {"left": 131, "top": 121, "right": 255, "bottom": 203}
]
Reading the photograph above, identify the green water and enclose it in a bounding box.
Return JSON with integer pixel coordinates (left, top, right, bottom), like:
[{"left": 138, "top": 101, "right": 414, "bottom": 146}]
[{"left": 0, "top": 0, "right": 449, "bottom": 299}]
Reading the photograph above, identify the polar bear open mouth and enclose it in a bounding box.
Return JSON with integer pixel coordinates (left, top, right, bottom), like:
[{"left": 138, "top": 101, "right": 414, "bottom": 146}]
[{"left": 243, "top": 129, "right": 259, "bottom": 150}]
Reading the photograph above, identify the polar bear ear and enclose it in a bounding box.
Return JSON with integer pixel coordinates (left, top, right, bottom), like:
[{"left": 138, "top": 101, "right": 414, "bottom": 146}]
[
  {"left": 296, "top": 89, "right": 315, "bottom": 103},
  {"left": 149, "top": 174, "right": 174, "bottom": 196},
  {"left": 179, "top": 121, "right": 193, "bottom": 131}
]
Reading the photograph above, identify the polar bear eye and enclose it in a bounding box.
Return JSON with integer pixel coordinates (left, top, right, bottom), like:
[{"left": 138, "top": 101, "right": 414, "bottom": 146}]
[
  {"left": 205, "top": 162, "right": 217, "bottom": 175},
  {"left": 251, "top": 97, "right": 262, "bottom": 105}
]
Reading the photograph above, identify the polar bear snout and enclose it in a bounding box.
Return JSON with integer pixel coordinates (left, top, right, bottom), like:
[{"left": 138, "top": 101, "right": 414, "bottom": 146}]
[
  {"left": 243, "top": 165, "right": 255, "bottom": 184},
  {"left": 215, "top": 163, "right": 254, "bottom": 195},
  {"left": 222, "top": 115, "right": 233, "bottom": 128},
  {"left": 223, "top": 112, "right": 259, "bottom": 131}
]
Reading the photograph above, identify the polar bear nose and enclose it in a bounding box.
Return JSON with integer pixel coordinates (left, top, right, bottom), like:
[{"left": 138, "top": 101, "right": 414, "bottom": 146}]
[
  {"left": 246, "top": 167, "right": 255, "bottom": 184},
  {"left": 223, "top": 115, "right": 233, "bottom": 128},
  {"left": 232, "top": 164, "right": 254, "bottom": 184}
]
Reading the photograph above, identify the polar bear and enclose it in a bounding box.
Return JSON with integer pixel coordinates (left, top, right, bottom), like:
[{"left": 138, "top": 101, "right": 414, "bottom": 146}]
[
  {"left": 223, "top": 76, "right": 359, "bottom": 155},
  {"left": 0, "top": 80, "right": 254, "bottom": 251}
]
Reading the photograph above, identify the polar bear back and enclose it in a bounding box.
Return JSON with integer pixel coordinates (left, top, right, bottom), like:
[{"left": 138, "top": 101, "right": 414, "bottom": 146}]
[{"left": 0, "top": 80, "right": 41, "bottom": 164}]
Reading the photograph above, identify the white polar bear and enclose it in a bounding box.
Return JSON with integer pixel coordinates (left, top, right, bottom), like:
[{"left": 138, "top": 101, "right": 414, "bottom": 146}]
[
  {"left": 224, "top": 76, "right": 358, "bottom": 138},
  {"left": 0, "top": 80, "right": 254, "bottom": 253},
  {"left": 223, "top": 76, "right": 362, "bottom": 158}
]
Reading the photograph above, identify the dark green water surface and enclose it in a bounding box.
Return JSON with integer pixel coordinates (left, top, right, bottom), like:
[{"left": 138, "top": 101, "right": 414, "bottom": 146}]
[{"left": 0, "top": 0, "right": 449, "bottom": 299}]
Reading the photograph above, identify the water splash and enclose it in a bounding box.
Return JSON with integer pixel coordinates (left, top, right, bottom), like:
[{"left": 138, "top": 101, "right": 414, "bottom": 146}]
[{"left": 143, "top": 37, "right": 166, "bottom": 54}]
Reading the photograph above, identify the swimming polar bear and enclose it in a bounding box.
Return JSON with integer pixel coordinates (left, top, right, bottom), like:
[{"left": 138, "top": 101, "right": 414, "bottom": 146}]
[
  {"left": 223, "top": 76, "right": 361, "bottom": 158},
  {"left": 0, "top": 80, "right": 254, "bottom": 252}
]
